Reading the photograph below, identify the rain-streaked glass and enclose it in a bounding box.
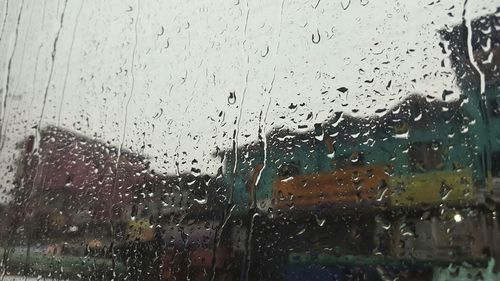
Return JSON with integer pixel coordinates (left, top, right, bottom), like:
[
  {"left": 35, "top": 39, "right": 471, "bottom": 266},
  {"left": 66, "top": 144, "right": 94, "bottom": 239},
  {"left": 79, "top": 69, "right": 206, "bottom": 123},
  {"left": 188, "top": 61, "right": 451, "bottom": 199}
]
[{"left": 0, "top": 1, "right": 499, "bottom": 280}]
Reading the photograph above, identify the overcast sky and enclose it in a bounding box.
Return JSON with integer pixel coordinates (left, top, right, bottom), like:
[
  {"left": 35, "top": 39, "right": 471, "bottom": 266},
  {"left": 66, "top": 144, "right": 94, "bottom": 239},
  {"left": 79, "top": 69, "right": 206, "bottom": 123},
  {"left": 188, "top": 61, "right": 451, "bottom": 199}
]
[{"left": 0, "top": 0, "right": 497, "bottom": 202}]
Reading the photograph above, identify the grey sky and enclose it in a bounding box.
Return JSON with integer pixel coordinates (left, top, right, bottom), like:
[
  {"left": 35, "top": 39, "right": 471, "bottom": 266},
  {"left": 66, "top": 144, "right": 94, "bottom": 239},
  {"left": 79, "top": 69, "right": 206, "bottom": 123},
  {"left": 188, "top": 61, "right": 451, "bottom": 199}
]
[{"left": 0, "top": 0, "right": 497, "bottom": 203}]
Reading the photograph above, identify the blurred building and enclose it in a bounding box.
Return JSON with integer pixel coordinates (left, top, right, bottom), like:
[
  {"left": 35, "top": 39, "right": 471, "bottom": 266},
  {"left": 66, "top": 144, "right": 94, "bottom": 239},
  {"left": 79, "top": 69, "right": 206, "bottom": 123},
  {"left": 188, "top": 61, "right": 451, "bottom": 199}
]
[
  {"left": 6, "top": 126, "right": 227, "bottom": 243},
  {"left": 9, "top": 126, "right": 152, "bottom": 241}
]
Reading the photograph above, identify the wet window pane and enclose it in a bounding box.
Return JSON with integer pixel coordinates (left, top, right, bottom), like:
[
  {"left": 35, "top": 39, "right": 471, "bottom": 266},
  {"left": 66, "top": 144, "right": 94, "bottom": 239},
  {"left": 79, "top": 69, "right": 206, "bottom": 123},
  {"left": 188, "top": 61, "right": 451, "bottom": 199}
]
[{"left": 0, "top": 1, "right": 499, "bottom": 280}]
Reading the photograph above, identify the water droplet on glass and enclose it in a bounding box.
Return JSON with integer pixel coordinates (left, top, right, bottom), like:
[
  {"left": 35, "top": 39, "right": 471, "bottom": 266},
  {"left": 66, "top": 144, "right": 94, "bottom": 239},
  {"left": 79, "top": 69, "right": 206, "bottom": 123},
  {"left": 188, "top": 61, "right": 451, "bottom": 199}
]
[
  {"left": 228, "top": 91, "right": 236, "bottom": 104},
  {"left": 194, "top": 198, "right": 207, "bottom": 205},
  {"left": 315, "top": 214, "right": 326, "bottom": 226}
]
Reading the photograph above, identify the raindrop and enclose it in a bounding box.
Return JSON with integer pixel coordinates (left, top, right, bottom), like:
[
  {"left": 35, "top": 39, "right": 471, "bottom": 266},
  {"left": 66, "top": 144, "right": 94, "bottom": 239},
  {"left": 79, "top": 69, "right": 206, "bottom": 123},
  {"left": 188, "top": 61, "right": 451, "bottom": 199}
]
[
  {"left": 261, "top": 45, "right": 269, "bottom": 57},
  {"left": 194, "top": 198, "right": 207, "bottom": 205},
  {"left": 312, "top": 29, "right": 321, "bottom": 44},
  {"left": 191, "top": 168, "right": 201, "bottom": 177},
  {"left": 312, "top": 0, "right": 321, "bottom": 9},
  {"left": 394, "top": 123, "right": 410, "bottom": 139},
  {"left": 386, "top": 80, "right": 392, "bottom": 90},
  {"left": 341, "top": 0, "right": 351, "bottom": 10},
  {"left": 228, "top": 91, "right": 236, "bottom": 104},
  {"left": 157, "top": 26, "right": 164, "bottom": 36},
  {"left": 440, "top": 182, "right": 453, "bottom": 200},
  {"left": 350, "top": 152, "right": 361, "bottom": 163},
  {"left": 414, "top": 112, "right": 422, "bottom": 121},
  {"left": 336, "top": 87, "right": 348, "bottom": 93},
  {"left": 314, "top": 123, "right": 324, "bottom": 141},
  {"left": 314, "top": 214, "right": 326, "bottom": 226},
  {"left": 442, "top": 89, "right": 453, "bottom": 101}
]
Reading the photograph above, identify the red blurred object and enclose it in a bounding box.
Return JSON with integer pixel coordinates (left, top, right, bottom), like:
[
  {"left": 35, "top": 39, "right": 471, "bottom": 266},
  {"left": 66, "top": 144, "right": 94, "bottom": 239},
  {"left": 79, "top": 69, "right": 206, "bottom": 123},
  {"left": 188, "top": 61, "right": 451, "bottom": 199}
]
[
  {"left": 160, "top": 247, "right": 234, "bottom": 281},
  {"left": 13, "top": 126, "right": 152, "bottom": 224}
]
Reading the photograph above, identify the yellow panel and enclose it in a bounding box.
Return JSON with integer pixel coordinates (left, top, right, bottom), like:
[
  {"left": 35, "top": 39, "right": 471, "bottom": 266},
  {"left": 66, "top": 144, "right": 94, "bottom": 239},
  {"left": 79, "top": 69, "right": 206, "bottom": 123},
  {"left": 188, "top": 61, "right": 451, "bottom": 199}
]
[
  {"left": 128, "top": 219, "right": 155, "bottom": 241},
  {"left": 389, "top": 169, "right": 474, "bottom": 206}
]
